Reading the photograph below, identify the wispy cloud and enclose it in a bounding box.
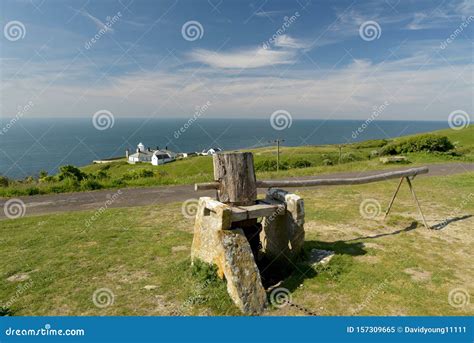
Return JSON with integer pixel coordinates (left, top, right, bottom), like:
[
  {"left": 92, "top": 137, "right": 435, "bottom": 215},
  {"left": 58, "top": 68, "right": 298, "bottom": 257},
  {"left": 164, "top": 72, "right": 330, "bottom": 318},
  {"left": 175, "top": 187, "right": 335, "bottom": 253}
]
[
  {"left": 254, "top": 10, "right": 287, "bottom": 18},
  {"left": 70, "top": 7, "right": 114, "bottom": 33},
  {"left": 188, "top": 35, "right": 309, "bottom": 69}
]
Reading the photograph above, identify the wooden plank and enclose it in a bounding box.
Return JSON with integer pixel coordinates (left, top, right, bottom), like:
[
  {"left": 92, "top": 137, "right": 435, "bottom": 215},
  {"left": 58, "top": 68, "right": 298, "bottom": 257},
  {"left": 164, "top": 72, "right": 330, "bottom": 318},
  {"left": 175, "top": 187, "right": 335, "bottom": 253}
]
[
  {"left": 195, "top": 167, "right": 430, "bottom": 191},
  {"left": 230, "top": 201, "right": 285, "bottom": 222}
]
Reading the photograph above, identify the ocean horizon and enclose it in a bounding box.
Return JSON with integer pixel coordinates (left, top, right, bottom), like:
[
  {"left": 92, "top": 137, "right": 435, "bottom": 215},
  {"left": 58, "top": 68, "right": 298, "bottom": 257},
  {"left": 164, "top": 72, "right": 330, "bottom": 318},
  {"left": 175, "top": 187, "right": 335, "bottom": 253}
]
[{"left": 1, "top": 118, "right": 449, "bottom": 179}]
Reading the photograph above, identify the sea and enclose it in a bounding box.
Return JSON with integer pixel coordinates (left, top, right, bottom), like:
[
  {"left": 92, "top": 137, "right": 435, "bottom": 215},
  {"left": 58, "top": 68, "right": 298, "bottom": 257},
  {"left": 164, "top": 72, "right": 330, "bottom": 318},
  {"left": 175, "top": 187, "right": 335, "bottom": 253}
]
[{"left": 0, "top": 118, "right": 449, "bottom": 179}]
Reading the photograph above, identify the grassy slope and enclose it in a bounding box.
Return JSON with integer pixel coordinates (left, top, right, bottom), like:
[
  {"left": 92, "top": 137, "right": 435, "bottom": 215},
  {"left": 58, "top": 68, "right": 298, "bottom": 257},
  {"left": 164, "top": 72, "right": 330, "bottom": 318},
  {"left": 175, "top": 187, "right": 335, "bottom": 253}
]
[
  {"left": 1, "top": 126, "right": 473, "bottom": 197},
  {"left": 1, "top": 171, "right": 473, "bottom": 316}
]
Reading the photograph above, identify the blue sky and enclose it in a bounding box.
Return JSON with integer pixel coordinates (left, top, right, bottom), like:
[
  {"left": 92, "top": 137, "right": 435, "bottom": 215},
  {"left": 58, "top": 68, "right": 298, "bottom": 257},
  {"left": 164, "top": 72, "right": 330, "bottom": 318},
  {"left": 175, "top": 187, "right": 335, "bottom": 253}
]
[{"left": 0, "top": 0, "right": 472, "bottom": 120}]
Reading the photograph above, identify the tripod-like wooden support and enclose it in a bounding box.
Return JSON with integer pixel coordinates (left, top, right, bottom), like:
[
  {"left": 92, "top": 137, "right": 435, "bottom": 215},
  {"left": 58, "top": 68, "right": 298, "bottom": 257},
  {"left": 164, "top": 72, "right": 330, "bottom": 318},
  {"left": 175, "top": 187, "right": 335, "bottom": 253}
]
[{"left": 384, "top": 176, "right": 430, "bottom": 229}]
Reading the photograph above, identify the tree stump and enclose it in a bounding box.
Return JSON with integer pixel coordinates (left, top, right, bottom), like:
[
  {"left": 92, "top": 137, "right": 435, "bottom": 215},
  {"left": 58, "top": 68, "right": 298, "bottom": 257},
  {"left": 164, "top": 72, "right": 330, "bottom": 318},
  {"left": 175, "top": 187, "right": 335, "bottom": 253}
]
[{"left": 213, "top": 152, "right": 257, "bottom": 206}]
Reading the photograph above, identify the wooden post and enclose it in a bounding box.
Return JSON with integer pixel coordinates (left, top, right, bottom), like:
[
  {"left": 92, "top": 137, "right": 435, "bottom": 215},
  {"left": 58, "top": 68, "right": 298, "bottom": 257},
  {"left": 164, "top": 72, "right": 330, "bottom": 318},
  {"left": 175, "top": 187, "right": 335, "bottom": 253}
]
[
  {"left": 213, "top": 152, "right": 257, "bottom": 206},
  {"left": 406, "top": 177, "right": 430, "bottom": 229},
  {"left": 384, "top": 177, "right": 404, "bottom": 219}
]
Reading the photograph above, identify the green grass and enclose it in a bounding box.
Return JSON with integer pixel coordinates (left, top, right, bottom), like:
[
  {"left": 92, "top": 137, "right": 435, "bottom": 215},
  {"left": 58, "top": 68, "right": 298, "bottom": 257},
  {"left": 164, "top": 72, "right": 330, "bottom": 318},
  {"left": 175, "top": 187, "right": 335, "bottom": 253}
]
[
  {"left": 1, "top": 172, "right": 473, "bottom": 316},
  {"left": 1, "top": 126, "right": 473, "bottom": 197}
]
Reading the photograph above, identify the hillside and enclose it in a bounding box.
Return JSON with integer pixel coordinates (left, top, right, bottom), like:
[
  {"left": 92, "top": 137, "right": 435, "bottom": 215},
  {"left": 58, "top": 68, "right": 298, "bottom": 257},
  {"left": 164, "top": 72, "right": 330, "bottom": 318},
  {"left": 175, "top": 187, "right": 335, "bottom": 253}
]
[{"left": 1, "top": 125, "right": 473, "bottom": 197}]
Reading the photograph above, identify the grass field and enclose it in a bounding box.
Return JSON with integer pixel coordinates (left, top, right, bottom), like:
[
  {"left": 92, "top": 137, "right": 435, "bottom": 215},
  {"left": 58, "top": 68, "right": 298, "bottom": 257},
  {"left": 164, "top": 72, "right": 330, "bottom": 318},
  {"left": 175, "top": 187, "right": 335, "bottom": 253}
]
[
  {"left": 1, "top": 171, "right": 472, "bottom": 316},
  {"left": 1, "top": 126, "right": 473, "bottom": 197}
]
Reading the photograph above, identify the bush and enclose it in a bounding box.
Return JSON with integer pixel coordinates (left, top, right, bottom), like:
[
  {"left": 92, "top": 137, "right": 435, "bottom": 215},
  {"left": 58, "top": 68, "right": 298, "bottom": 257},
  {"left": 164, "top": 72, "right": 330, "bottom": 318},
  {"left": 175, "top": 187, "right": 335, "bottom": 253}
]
[
  {"left": 254, "top": 160, "right": 289, "bottom": 172},
  {"left": 290, "top": 159, "right": 312, "bottom": 169},
  {"left": 122, "top": 169, "right": 155, "bottom": 180},
  {"left": 380, "top": 135, "right": 454, "bottom": 155},
  {"left": 39, "top": 170, "right": 48, "bottom": 178},
  {"left": 25, "top": 187, "right": 40, "bottom": 195},
  {"left": 96, "top": 170, "right": 109, "bottom": 179},
  {"left": 323, "top": 159, "right": 333, "bottom": 166},
  {"left": 111, "top": 178, "right": 125, "bottom": 187},
  {"left": 49, "top": 178, "right": 80, "bottom": 193},
  {"left": 0, "top": 176, "right": 9, "bottom": 187},
  {"left": 39, "top": 176, "right": 56, "bottom": 183},
  {"left": 80, "top": 179, "right": 103, "bottom": 191},
  {"left": 340, "top": 153, "right": 357, "bottom": 163},
  {"left": 58, "top": 165, "right": 86, "bottom": 181}
]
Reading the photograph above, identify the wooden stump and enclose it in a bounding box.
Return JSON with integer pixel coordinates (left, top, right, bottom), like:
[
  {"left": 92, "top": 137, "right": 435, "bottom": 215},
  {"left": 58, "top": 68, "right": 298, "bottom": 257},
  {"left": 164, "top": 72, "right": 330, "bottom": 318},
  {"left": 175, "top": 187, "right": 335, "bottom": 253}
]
[{"left": 213, "top": 152, "right": 257, "bottom": 206}]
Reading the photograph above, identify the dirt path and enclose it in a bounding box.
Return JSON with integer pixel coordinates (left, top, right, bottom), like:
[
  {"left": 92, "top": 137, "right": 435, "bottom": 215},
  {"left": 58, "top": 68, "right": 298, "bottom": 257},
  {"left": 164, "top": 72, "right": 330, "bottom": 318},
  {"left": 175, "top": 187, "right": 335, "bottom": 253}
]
[{"left": 1, "top": 162, "right": 473, "bottom": 219}]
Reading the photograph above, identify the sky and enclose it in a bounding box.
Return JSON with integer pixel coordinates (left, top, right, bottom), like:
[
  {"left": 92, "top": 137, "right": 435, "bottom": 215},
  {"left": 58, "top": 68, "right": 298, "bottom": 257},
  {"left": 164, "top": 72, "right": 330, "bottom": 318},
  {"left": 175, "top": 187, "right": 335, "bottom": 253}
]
[{"left": 0, "top": 0, "right": 473, "bottom": 121}]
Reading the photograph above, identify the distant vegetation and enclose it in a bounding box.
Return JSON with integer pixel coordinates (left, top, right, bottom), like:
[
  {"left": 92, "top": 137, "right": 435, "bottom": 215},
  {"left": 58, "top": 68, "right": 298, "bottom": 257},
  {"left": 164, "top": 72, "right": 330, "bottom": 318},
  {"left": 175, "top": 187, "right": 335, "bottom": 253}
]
[
  {"left": 0, "top": 126, "right": 472, "bottom": 197},
  {"left": 380, "top": 134, "right": 455, "bottom": 155}
]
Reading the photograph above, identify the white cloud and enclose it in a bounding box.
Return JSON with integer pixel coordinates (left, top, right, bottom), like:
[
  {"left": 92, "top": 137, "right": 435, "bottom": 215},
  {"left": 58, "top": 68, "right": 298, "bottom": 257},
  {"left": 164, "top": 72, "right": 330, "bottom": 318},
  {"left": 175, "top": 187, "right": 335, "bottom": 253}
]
[
  {"left": 2, "top": 49, "right": 471, "bottom": 121},
  {"left": 188, "top": 35, "right": 309, "bottom": 69},
  {"left": 274, "top": 35, "right": 310, "bottom": 49},
  {"left": 70, "top": 7, "right": 114, "bottom": 33}
]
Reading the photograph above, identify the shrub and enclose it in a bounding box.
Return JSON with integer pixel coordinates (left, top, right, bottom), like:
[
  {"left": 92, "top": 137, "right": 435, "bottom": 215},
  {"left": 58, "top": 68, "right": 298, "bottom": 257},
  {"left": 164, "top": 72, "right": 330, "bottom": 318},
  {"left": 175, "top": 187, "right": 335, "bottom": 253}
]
[
  {"left": 290, "top": 159, "right": 312, "bottom": 169},
  {"left": 39, "top": 170, "right": 48, "bottom": 178},
  {"left": 0, "top": 176, "right": 9, "bottom": 187},
  {"left": 25, "top": 187, "right": 40, "bottom": 195},
  {"left": 254, "top": 159, "right": 289, "bottom": 172},
  {"left": 96, "top": 170, "right": 109, "bottom": 179},
  {"left": 122, "top": 169, "right": 155, "bottom": 180},
  {"left": 380, "top": 135, "right": 454, "bottom": 155},
  {"left": 340, "top": 153, "right": 357, "bottom": 163},
  {"left": 58, "top": 165, "right": 86, "bottom": 181},
  {"left": 80, "top": 179, "right": 103, "bottom": 191},
  {"left": 39, "top": 176, "right": 56, "bottom": 183},
  {"left": 111, "top": 178, "right": 125, "bottom": 187},
  {"left": 323, "top": 159, "right": 333, "bottom": 166},
  {"left": 49, "top": 178, "right": 80, "bottom": 193}
]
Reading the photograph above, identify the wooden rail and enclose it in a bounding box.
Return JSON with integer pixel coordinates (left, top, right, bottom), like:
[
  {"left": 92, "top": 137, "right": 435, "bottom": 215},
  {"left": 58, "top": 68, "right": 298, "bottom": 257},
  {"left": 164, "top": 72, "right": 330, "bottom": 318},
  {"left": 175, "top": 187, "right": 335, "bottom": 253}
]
[{"left": 195, "top": 166, "right": 429, "bottom": 191}]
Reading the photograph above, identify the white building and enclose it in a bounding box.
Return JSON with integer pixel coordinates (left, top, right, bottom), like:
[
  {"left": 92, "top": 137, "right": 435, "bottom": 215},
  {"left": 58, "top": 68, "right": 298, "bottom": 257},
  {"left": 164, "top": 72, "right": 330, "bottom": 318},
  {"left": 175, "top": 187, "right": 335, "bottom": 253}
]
[
  {"left": 151, "top": 150, "right": 175, "bottom": 166},
  {"left": 127, "top": 143, "right": 177, "bottom": 165},
  {"left": 127, "top": 142, "right": 153, "bottom": 164},
  {"left": 202, "top": 147, "right": 222, "bottom": 156}
]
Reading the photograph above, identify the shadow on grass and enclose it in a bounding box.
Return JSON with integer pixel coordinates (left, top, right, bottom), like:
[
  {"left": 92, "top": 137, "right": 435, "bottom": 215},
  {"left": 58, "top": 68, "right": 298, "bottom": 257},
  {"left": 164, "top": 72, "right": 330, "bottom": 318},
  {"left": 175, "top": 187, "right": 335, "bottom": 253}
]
[
  {"left": 345, "top": 221, "right": 418, "bottom": 241},
  {"left": 0, "top": 306, "right": 14, "bottom": 316},
  {"left": 261, "top": 240, "right": 367, "bottom": 292},
  {"left": 430, "top": 214, "right": 472, "bottom": 230}
]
